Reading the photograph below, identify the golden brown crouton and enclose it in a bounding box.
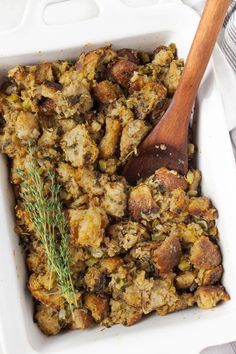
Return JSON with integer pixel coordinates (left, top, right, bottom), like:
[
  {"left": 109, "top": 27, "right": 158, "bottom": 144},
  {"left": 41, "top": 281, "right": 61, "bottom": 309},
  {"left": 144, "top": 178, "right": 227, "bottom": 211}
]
[
  {"left": 109, "top": 299, "right": 142, "bottom": 326},
  {"left": 171, "top": 222, "right": 204, "bottom": 244},
  {"left": 28, "top": 273, "right": 64, "bottom": 309},
  {"left": 128, "top": 184, "right": 158, "bottom": 221},
  {"left": 41, "top": 80, "right": 62, "bottom": 98},
  {"left": 111, "top": 60, "right": 138, "bottom": 87},
  {"left": 57, "top": 118, "right": 77, "bottom": 133},
  {"left": 175, "top": 272, "right": 196, "bottom": 290},
  {"left": 153, "top": 236, "right": 182, "bottom": 274},
  {"left": 120, "top": 119, "right": 149, "bottom": 160},
  {"left": 188, "top": 197, "right": 211, "bottom": 217},
  {"left": 38, "top": 98, "right": 56, "bottom": 116},
  {"left": 61, "top": 125, "right": 99, "bottom": 168},
  {"left": 57, "top": 162, "right": 82, "bottom": 199},
  {"left": 130, "top": 240, "right": 161, "bottom": 260},
  {"left": 108, "top": 221, "right": 149, "bottom": 253},
  {"left": 75, "top": 49, "right": 103, "bottom": 81},
  {"left": 169, "top": 188, "right": 188, "bottom": 214},
  {"left": 100, "top": 257, "right": 122, "bottom": 273},
  {"left": 8, "top": 65, "right": 36, "bottom": 90},
  {"left": 201, "top": 265, "right": 223, "bottom": 285},
  {"left": 99, "top": 117, "right": 121, "bottom": 158},
  {"left": 57, "top": 161, "right": 77, "bottom": 182},
  {"left": 26, "top": 242, "right": 46, "bottom": 273},
  {"left": 93, "top": 81, "right": 122, "bottom": 104},
  {"left": 117, "top": 48, "right": 140, "bottom": 64},
  {"left": 75, "top": 166, "right": 104, "bottom": 196},
  {"left": 128, "top": 80, "right": 167, "bottom": 119},
  {"left": 188, "top": 198, "right": 217, "bottom": 221},
  {"left": 157, "top": 293, "right": 195, "bottom": 316},
  {"left": 148, "top": 97, "right": 170, "bottom": 126},
  {"left": 35, "top": 304, "right": 61, "bottom": 336},
  {"left": 195, "top": 286, "right": 230, "bottom": 309},
  {"left": 38, "top": 129, "right": 57, "bottom": 147},
  {"left": 35, "top": 63, "right": 54, "bottom": 84},
  {"left": 154, "top": 167, "right": 187, "bottom": 192},
  {"left": 15, "top": 111, "right": 40, "bottom": 141},
  {"left": 102, "top": 181, "right": 127, "bottom": 218},
  {"left": 76, "top": 46, "right": 117, "bottom": 81},
  {"left": 190, "top": 236, "right": 221, "bottom": 270},
  {"left": 84, "top": 267, "right": 106, "bottom": 292},
  {"left": 162, "top": 60, "right": 183, "bottom": 94},
  {"left": 152, "top": 45, "right": 175, "bottom": 66},
  {"left": 107, "top": 97, "right": 134, "bottom": 126},
  {"left": 61, "top": 80, "right": 93, "bottom": 115},
  {"left": 123, "top": 271, "right": 152, "bottom": 309},
  {"left": 68, "top": 207, "right": 108, "bottom": 248},
  {"left": 70, "top": 308, "right": 94, "bottom": 329},
  {"left": 84, "top": 294, "right": 109, "bottom": 321},
  {"left": 142, "top": 274, "right": 179, "bottom": 314}
]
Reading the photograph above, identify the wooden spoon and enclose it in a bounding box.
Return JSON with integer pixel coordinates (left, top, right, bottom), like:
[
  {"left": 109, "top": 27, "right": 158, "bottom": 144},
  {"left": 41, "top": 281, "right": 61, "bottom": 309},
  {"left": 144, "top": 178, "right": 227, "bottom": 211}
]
[{"left": 123, "top": 0, "right": 231, "bottom": 184}]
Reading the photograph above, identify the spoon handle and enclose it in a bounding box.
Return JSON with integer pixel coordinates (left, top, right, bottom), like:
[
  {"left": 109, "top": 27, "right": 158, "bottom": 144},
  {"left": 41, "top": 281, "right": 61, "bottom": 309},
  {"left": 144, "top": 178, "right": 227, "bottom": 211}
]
[
  {"left": 175, "top": 0, "right": 231, "bottom": 115},
  {"left": 143, "top": 0, "right": 231, "bottom": 151}
]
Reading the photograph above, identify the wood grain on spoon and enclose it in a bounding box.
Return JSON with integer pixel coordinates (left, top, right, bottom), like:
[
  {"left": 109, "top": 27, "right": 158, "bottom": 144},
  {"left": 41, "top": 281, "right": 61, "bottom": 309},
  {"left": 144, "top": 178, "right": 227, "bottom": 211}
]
[{"left": 123, "top": 0, "right": 231, "bottom": 184}]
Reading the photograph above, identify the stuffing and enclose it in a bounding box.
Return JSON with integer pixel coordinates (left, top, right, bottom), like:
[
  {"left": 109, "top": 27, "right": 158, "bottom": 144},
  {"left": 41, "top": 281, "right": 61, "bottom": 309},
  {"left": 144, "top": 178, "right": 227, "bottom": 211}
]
[
  {"left": 84, "top": 294, "right": 109, "bottom": 321},
  {"left": 93, "top": 80, "right": 122, "bottom": 104},
  {"left": 201, "top": 265, "right": 223, "bottom": 286},
  {"left": 61, "top": 124, "right": 99, "bottom": 168},
  {"left": 154, "top": 167, "right": 188, "bottom": 192},
  {"left": 190, "top": 236, "right": 221, "bottom": 270},
  {"left": 152, "top": 44, "right": 176, "bottom": 66},
  {"left": 152, "top": 236, "right": 182, "bottom": 274},
  {"left": 111, "top": 59, "right": 138, "bottom": 87},
  {"left": 169, "top": 188, "right": 188, "bottom": 214},
  {"left": 101, "top": 180, "right": 127, "bottom": 217},
  {"left": 38, "top": 128, "right": 58, "bottom": 147},
  {"left": 117, "top": 48, "right": 140, "bottom": 64},
  {"left": 15, "top": 111, "right": 40, "bottom": 141},
  {"left": 128, "top": 184, "right": 158, "bottom": 221},
  {"left": 76, "top": 166, "right": 105, "bottom": 196},
  {"left": 195, "top": 286, "right": 230, "bottom": 309},
  {"left": 35, "top": 304, "right": 61, "bottom": 336},
  {"left": 156, "top": 293, "right": 195, "bottom": 316},
  {"left": 108, "top": 299, "right": 142, "bottom": 326},
  {"left": 162, "top": 60, "right": 183, "bottom": 94},
  {"left": 99, "top": 117, "right": 121, "bottom": 159},
  {"left": 171, "top": 222, "right": 205, "bottom": 244},
  {"left": 75, "top": 46, "right": 117, "bottom": 82},
  {"left": 84, "top": 267, "right": 106, "bottom": 292},
  {"left": 70, "top": 308, "right": 94, "bottom": 329},
  {"left": 127, "top": 80, "right": 167, "bottom": 119},
  {"left": 188, "top": 197, "right": 217, "bottom": 221},
  {"left": 68, "top": 207, "right": 108, "bottom": 247},
  {"left": 120, "top": 119, "right": 150, "bottom": 160},
  {"left": 175, "top": 272, "right": 196, "bottom": 290},
  {"left": 107, "top": 221, "right": 149, "bottom": 255},
  {"left": 100, "top": 256, "right": 122, "bottom": 273},
  {"left": 0, "top": 44, "right": 228, "bottom": 336},
  {"left": 28, "top": 272, "right": 65, "bottom": 309},
  {"left": 26, "top": 242, "right": 46, "bottom": 273}
]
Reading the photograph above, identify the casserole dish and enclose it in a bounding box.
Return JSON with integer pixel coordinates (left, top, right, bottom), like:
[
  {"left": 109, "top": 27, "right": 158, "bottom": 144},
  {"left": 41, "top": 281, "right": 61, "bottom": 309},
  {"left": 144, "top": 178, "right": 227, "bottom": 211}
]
[{"left": 0, "top": 0, "right": 236, "bottom": 353}]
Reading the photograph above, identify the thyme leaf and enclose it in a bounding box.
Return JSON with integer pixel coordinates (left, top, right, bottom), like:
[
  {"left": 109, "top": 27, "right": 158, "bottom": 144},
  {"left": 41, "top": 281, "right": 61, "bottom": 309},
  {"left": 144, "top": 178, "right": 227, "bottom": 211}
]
[{"left": 16, "top": 146, "right": 77, "bottom": 313}]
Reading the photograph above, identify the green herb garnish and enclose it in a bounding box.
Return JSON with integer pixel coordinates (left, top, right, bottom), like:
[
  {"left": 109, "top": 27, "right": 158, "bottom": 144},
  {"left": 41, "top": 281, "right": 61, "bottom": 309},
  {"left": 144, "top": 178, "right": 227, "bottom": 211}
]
[{"left": 17, "top": 146, "right": 77, "bottom": 313}]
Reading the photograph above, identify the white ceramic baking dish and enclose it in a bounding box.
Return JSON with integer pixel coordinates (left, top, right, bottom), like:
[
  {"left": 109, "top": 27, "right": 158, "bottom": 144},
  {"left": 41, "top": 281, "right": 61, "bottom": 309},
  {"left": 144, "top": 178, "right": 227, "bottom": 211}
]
[{"left": 0, "top": 1, "right": 236, "bottom": 354}]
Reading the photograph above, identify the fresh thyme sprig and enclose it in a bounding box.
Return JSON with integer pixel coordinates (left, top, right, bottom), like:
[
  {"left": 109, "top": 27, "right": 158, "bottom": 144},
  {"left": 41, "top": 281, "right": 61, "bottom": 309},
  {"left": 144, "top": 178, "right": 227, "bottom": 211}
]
[{"left": 16, "top": 146, "right": 77, "bottom": 313}]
